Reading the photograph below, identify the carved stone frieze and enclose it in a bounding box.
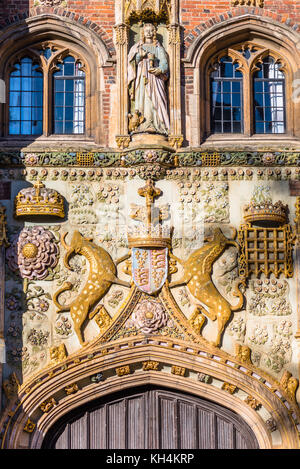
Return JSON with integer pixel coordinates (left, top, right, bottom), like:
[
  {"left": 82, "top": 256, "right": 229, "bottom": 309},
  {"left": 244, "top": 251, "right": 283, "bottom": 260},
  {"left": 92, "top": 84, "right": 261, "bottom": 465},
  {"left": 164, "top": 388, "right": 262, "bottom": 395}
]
[
  {"left": 171, "top": 365, "right": 185, "bottom": 376},
  {"left": 64, "top": 383, "right": 79, "bottom": 395},
  {"left": 222, "top": 382, "right": 237, "bottom": 394},
  {"left": 245, "top": 395, "right": 262, "bottom": 410},
  {"left": 116, "top": 365, "right": 131, "bottom": 376},
  {"left": 39, "top": 397, "right": 57, "bottom": 413},
  {"left": 143, "top": 360, "right": 160, "bottom": 371}
]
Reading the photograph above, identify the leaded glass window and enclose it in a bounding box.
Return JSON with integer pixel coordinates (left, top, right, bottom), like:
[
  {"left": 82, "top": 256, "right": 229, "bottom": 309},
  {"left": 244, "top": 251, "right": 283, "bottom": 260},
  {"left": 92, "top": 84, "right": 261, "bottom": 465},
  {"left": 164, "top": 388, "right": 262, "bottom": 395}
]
[
  {"left": 210, "top": 56, "right": 243, "bottom": 134},
  {"left": 9, "top": 57, "right": 43, "bottom": 135},
  {"left": 253, "top": 56, "right": 285, "bottom": 134},
  {"left": 53, "top": 56, "right": 85, "bottom": 135}
]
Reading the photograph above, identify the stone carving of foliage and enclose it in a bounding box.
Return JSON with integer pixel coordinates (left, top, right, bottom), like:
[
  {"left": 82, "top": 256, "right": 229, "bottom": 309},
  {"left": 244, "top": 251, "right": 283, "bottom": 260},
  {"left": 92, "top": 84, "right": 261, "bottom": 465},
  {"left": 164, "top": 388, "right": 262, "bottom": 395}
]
[
  {"left": 107, "top": 290, "right": 124, "bottom": 308},
  {"left": 228, "top": 316, "right": 246, "bottom": 341},
  {"left": 97, "top": 184, "right": 120, "bottom": 204},
  {"left": 178, "top": 288, "right": 191, "bottom": 308},
  {"left": 263, "top": 320, "right": 293, "bottom": 373},
  {"left": 5, "top": 282, "right": 51, "bottom": 375},
  {"left": 55, "top": 315, "right": 73, "bottom": 337},
  {"left": 178, "top": 181, "right": 229, "bottom": 223},
  {"left": 69, "top": 184, "right": 97, "bottom": 224},
  {"left": 249, "top": 324, "right": 269, "bottom": 346},
  {"left": 69, "top": 209, "right": 98, "bottom": 225},
  {"left": 55, "top": 255, "right": 87, "bottom": 294},
  {"left": 248, "top": 279, "right": 292, "bottom": 316},
  {"left": 247, "top": 320, "right": 293, "bottom": 374}
]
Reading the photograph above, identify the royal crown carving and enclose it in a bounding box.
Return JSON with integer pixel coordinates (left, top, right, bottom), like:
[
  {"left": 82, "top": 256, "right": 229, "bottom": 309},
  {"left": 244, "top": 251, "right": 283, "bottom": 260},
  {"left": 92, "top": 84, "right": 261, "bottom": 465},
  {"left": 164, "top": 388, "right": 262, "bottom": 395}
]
[
  {"left": 243, "top": 200, "right": 288, "bottom": 226},
  {"left": 14, "top": 181, "right": 65, "bottom": 218},
  {"left": 127, "top": 179, "right": 171, "bottom": 248},
  {"left": 127, "top": 223, "right": 171, "bottom": 248}
]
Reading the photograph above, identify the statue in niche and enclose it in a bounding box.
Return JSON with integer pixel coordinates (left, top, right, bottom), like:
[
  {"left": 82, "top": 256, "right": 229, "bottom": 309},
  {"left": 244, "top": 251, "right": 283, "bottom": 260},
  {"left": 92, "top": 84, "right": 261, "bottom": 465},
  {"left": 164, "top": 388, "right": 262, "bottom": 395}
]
[{"left": 128, "top": 22, "right": 170, "bottom": 135}]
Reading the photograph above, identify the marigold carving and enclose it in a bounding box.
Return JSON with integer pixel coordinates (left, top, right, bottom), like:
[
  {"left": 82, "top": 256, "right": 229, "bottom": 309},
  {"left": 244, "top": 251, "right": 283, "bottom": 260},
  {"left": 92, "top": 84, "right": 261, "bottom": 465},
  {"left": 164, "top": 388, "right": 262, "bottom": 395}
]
[
  {"left": 40, "top": 397, "right": 57, "bottom": 413},
  {"left": 245, "top": 396, "right": 261, "bottom": 410},
  {"left": 64, "top": 383, "right": 79, "bottom": 395},
  {"left": 23, "top": 418, "right": 35, "bottom": 434}
]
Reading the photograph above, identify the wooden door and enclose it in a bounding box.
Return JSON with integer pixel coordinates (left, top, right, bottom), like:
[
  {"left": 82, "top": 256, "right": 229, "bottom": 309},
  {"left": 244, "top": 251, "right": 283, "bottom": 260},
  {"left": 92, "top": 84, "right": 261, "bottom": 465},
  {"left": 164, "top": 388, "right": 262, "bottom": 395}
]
[{"left": 42, "top": 386, "right": 259, "bottom": 449}]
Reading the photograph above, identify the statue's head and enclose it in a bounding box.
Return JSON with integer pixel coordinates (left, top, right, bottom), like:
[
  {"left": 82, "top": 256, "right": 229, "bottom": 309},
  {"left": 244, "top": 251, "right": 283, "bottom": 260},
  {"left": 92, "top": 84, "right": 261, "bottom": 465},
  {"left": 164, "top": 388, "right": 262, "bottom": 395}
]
[{"left": 141, "top": 23, "right": 157, "bottom": 43}]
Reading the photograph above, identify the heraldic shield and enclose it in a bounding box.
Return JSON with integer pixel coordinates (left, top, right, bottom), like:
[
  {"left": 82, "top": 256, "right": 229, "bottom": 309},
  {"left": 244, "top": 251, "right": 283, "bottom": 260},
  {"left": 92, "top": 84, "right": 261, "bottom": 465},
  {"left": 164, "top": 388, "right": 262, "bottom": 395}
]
[{"left": 132, "top": 247, "right": 168, "bottom": 294}]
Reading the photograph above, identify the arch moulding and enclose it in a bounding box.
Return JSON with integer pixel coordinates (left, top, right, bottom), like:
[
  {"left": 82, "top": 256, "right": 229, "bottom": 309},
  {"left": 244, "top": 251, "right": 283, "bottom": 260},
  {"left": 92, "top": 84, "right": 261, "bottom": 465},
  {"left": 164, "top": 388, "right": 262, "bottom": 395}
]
[{"left": 1, "top": 337, "right": 300, "bottom": 449}]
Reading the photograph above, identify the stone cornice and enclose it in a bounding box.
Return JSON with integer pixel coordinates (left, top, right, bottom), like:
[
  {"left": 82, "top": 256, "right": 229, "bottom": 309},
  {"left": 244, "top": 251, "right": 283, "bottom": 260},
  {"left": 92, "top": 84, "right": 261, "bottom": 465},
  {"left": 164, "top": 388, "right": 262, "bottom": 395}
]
[{"left": 1, "top": 148, "right": 300, "bottom": 168}]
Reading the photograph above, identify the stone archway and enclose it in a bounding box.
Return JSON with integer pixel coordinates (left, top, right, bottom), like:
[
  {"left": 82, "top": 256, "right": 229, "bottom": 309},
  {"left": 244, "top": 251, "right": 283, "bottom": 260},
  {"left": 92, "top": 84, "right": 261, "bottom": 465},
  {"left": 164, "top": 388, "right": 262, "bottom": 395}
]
[
  {"left": 41, "top": 385, "right": 260, "bottom": 449},
  {"left": 1, "top": 339, "right": 299, "bottom": 449}
]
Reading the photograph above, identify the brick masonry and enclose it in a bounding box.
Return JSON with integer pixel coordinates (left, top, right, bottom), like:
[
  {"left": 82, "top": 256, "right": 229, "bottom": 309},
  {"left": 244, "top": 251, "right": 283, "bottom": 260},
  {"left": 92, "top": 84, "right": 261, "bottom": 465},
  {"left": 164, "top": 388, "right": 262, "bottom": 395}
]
[{"left": 0, "top": 0, "right": 299, "bottom": 145}]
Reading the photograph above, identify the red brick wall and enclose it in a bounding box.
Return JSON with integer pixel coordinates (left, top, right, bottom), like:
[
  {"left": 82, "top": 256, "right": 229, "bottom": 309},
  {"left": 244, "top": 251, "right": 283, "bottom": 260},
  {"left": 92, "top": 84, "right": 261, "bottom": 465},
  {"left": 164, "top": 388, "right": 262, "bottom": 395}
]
[
  {"left": 180, "top": 0, "right": 300, "bottom": 31},
  {"left": 0, "top": 0, "right": 299, "bottom": 145}
]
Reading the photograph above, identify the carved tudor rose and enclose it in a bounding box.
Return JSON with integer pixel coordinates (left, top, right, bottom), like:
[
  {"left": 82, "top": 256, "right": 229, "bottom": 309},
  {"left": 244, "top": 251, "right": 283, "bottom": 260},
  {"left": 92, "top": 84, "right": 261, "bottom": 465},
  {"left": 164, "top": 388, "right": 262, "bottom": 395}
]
[
  {"left": 6, "top": 227, "right": 59, "bottom": 281},
  {"left": 128, "top": 298, "right": 172, "bottom": 334}
]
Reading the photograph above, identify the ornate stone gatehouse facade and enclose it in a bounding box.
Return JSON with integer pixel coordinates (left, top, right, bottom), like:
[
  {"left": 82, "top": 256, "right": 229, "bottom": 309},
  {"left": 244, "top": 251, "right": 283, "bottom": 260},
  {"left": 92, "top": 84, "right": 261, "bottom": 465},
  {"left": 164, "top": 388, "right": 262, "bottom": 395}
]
[{"left": 0, "top": 0, "right": 300, "bottom": 449}]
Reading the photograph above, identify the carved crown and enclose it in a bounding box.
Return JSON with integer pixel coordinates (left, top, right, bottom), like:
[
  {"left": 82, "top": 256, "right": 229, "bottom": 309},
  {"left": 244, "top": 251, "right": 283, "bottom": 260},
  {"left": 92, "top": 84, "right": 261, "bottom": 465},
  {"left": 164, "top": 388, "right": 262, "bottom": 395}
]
[
  {"left": 243, "top": 200, "right": 288, "bottom": 226},
  {"left": 127, "top": 222, "right": 171, "bottom": 248},
  {"left": 15, "top": 181, "right": 65, "bottom": 218}
]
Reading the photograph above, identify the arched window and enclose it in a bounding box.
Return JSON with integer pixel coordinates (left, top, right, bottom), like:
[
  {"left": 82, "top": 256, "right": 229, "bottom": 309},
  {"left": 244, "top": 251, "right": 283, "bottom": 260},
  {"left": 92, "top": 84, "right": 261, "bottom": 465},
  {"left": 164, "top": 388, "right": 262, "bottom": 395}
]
[
  {"left": 53, "top": 55, "right": 85, "bottom": 135},
  {"left": 6, "top": 47, "right": 87, "bottom": 137},
  {"left": 9, "top": 57, "right": 43, "bottom": 135},
  {"left": 206, "top": 46, "right": 290, "bottom": 140},
  {"left": 253, "top": 56, "right": 285, "bottom": 134},
  {"left": 210, "top": 56, "right": 243, "bottom": 134}
]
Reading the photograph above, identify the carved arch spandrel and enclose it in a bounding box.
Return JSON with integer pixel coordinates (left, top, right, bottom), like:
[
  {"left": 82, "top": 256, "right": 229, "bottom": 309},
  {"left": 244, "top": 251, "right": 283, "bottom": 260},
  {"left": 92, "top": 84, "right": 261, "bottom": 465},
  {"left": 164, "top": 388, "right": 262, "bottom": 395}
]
[
  {"left": 0, "top": 14, "right": 112, "bottom": 145},
  {"left": 1, "top": 343, "right": 300, "bottom": 449}
]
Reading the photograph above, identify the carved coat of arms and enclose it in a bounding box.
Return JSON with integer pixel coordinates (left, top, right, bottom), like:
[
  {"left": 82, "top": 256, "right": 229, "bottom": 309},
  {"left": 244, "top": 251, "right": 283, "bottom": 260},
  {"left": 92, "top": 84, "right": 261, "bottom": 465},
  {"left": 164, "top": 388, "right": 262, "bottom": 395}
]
[
  {"left": 132, "top": 247, "right": 168, "bottom": 294},
  {"left": 128, "top": 179, "right": 170, "bottom": 295}
]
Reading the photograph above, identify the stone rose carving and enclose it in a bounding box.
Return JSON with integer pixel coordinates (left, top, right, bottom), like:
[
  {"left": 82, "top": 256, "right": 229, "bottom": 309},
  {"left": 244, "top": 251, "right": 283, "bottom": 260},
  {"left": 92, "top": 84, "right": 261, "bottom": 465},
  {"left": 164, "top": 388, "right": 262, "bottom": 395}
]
[
  {"left": 6, "top": 227, "right": 59, "bottom": 280},
  {"left": 127, "top": 299, "right": 172, "bottom": 334}
]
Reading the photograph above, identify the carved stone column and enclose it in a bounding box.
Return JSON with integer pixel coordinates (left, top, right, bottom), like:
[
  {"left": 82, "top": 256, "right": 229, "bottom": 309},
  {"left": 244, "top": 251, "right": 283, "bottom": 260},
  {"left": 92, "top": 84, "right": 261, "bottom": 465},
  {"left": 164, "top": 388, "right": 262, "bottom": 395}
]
[
  {"left": 0, "top": 204, "right": 8, "bottom": 410},
  {"left": 167, "top": 23, "right": 183, "bottom": 150},
  {"left": 295, "top": 197, "right": 300, "bottom": 340},
  {"left": 114, "top": 22, "right": 131, "bottom": 150}
]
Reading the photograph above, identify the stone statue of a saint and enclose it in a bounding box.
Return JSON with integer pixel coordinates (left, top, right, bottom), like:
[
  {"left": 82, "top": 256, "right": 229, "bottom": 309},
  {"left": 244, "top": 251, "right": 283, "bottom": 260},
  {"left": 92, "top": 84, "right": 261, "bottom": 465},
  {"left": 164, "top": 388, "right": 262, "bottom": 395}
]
[{"left": 128, "top": 23, "right": 170, "bottom": 136}]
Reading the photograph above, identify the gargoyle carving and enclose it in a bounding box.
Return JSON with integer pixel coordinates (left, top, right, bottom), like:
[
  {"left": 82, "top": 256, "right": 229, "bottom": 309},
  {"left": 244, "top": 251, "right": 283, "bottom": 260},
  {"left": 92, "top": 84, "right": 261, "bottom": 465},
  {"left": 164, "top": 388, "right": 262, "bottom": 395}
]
[
  {"left": 169, "top": 228, "right": 244, "bottom": 347},
  {"left": 53, "top": 231, "right": 130, "bottom": 346}
]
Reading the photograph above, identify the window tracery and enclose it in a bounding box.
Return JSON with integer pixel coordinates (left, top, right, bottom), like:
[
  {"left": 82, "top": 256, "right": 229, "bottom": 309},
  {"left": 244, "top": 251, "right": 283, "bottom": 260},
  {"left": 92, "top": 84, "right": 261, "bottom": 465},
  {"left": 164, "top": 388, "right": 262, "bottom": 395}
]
[
  {"left": 207, "top": 45, "right": 288, "bottom": 138},
  {"left": 6, "top": 43, "right": 88, "bottom": 137}
]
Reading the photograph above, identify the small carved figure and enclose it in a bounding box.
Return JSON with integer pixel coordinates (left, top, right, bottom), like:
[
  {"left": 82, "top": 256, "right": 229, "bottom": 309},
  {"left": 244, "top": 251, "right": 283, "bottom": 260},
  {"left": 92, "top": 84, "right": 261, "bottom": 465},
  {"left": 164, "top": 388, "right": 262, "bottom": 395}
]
[
  {"left": 53, "top": 231, "right": 130, "bottom": 346},
  {"left": 169, "top": 228, "right": 244, "bottom": 347},
  {"left": 128, "top": 110, "right": 145, "bottom": 132},
  {"left": 50, "top": 343, "right": 67, "bottom": 364},
  {"left": 280, "top": 370, "right": 299, "bottom": 403},
  {"left": 235, "top": 343, "right": 252, "bottom": 365}
]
